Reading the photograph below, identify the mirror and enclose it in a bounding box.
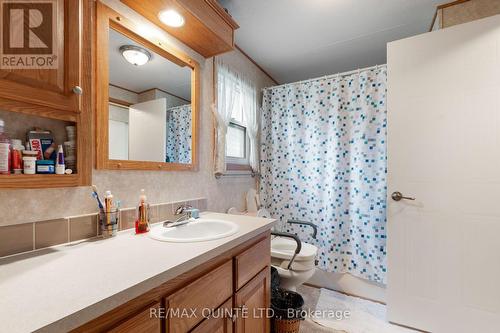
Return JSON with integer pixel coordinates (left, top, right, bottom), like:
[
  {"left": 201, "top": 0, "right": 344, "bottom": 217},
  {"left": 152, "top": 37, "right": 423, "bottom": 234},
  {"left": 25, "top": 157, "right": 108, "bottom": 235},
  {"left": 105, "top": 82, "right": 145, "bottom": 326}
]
[
  {"left": 96, "top": 3, "right": 199, "bottom": 171},
  {"left": 108, "top": 29, "right": 192, "bottom": 164}
]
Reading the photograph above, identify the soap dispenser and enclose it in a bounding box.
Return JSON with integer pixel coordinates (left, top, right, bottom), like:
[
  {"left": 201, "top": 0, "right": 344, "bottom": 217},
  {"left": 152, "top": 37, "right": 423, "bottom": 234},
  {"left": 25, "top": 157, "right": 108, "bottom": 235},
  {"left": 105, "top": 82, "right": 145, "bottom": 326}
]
[{"left": 135, "top": 189, "right": 150, "bottom": 234}]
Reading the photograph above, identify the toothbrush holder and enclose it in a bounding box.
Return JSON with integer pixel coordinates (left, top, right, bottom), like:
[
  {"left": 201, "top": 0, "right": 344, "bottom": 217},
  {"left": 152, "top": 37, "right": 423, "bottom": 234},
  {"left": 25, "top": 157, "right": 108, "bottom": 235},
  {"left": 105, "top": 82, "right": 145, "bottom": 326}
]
[{"left": 99, "top": 209, "right": 120, "bottom": 238}]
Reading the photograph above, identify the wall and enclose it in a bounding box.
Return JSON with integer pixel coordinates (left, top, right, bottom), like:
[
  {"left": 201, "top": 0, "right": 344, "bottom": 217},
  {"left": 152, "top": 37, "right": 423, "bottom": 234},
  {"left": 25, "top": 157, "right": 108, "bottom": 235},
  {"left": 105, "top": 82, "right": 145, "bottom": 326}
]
[{"left": 0, "top": 0, "right": 275, "bottom": 227}]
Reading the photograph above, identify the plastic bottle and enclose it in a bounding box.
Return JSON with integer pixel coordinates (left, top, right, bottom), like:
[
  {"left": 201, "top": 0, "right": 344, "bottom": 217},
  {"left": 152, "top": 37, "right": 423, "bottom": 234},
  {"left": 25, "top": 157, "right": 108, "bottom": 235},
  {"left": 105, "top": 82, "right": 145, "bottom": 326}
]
[
  {"left": 55, "top": 144, "right": 65, "bottom": 175},
  {"left": 0, "top": 119, "right": 11, "bottom": 174},
  {"left": 135, "top": 189, "right": 150, "bottom": 234},
  {"left": 10, "top": 139, "right": 24, "bottom": 174}
]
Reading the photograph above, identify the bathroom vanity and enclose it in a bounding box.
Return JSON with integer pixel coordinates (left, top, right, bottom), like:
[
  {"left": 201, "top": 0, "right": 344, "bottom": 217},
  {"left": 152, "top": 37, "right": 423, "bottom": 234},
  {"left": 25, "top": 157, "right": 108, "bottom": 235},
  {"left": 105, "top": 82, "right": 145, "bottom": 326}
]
[{"left": 0, "top": 213, "right": 275, "bottom": 333}]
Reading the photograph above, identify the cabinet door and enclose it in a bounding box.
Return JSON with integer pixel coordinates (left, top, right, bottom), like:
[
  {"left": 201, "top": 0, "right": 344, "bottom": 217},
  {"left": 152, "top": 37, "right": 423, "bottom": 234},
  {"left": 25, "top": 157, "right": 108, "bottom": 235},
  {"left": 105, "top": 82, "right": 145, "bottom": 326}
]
[
  {"left": 107, "top": 302, "right": 161, "bottom": 333},
  {"left": 234, "top": 267, "right": 271, "bottom": 333},
  {"left": 0, "top": 0, "right": 81, "bottom": 112},
  {"left": 166, "top": 260, "right": 233, "bottom": 332},
  {"left": 190, "top": 298, "right": 233, "bottom": 333}
]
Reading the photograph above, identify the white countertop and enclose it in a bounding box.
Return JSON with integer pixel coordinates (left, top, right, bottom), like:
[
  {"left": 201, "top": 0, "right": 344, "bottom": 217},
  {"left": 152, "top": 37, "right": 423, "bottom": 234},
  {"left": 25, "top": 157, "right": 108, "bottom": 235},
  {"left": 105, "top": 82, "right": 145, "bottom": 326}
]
[{"left": 0, "top": 212, "right": 275, "bottom": 333}]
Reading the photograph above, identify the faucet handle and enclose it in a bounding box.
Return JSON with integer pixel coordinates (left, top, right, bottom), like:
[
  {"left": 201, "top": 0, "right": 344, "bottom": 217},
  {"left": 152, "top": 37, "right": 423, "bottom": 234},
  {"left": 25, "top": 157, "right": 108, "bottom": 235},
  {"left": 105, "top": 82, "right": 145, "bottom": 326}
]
[{"left": 175, "top": 204, "right": 193, "bottom": 215}]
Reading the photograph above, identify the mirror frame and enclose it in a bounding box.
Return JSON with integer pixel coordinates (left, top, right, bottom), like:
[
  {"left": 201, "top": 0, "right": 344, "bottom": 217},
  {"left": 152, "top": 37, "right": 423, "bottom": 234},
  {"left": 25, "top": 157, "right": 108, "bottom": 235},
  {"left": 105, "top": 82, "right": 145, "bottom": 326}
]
[{"left": 95, "top": 3, "right": 199, "bottom": 171}]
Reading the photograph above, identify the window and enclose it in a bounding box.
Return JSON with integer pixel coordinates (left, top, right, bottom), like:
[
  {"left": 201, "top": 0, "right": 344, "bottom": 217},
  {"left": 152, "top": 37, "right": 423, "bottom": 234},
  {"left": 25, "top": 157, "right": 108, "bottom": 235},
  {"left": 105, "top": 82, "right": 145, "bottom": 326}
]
[
  {"left": 226, "top": 88, "right": 250, "bottom": 166},
  {"left": 215, "top": 59, "right": 258, "bottom": 174}
]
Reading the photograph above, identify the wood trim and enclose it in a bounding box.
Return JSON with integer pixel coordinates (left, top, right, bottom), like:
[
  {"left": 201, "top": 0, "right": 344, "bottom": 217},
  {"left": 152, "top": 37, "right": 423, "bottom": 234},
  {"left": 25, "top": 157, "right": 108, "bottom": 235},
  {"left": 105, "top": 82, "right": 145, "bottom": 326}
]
[
  {"left": 109, "top": 83, "right": 140, "bottom": 95},
  {"left": 109, "top": 84, "right": 191, "bottom": 104},
  {"left": 204, "top": 0, "right": 239, "bottom": 29},
  {"left": 437, "top": 0, "right": 471, "bottom": 10},
  {"left": 0, "top": 174, "right": 80, "bottom": 189},
  {"left": 71, "top": 231, "right": 271, "bottom": 333},
  {"left": 109, "top": 97, "right": 132, "bottom": 107},
  {"left": 0, "top": 97, "right": 77, "bottom": 122},
  {"left": 430, "top": 0, "right": 473, "bottom": 31},
  {"left": 95, "top": 3, "right": 200, "bottom": 171},
  {"left": 77, "top": 0, "right": 92, "bottom": 186},
  {"left": 429, "top": 9, "right": 438, "bottom": 31},
  {"left": 137, "top": 87, "right": 191, "bottom": 103},
  {"left": 235, "top": 45, "right": 279, "bottom": 85}
]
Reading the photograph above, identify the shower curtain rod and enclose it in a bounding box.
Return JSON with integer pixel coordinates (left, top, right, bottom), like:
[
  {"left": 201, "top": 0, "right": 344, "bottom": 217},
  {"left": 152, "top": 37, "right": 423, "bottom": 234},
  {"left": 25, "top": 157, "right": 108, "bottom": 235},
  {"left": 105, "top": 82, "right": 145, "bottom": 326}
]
[{"left": 262, "top": 64, "right": 387, "bottom": 92}]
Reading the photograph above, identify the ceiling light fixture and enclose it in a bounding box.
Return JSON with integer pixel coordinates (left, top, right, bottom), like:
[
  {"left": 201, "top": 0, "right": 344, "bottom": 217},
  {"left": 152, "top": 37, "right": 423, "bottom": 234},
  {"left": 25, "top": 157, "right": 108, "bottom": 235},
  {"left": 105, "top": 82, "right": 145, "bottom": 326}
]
[
  {"left": 119, "top": 45, "right": 152, "bottom": 66},
  {"left": 158, "top": 9, "right": 185, "bottom": 27}
]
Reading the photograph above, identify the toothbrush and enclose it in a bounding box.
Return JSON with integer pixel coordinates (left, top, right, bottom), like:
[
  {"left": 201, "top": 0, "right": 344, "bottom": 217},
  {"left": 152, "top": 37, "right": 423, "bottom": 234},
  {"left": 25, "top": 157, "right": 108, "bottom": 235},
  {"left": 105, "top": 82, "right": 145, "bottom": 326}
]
[{"left": 91, "top": 185, "right": 104, "bottom": 210}]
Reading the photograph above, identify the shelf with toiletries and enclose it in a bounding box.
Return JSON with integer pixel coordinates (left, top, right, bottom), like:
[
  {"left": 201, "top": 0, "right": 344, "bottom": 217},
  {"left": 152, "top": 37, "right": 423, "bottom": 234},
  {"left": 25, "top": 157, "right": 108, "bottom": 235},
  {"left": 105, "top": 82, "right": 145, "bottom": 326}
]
[
  {"left": 0, "top": 0, "right": 92, "bottom": 189},
  {"left": 0, "top": 110, "right": 89, "bottom": 189}
]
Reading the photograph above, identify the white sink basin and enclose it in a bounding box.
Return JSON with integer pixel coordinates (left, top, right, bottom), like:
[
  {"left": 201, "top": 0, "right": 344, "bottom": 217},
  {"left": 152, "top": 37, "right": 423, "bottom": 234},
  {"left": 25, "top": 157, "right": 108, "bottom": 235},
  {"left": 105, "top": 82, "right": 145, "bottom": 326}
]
[{"left": 149, "top": 219, "right": 239, "bottom": 242}]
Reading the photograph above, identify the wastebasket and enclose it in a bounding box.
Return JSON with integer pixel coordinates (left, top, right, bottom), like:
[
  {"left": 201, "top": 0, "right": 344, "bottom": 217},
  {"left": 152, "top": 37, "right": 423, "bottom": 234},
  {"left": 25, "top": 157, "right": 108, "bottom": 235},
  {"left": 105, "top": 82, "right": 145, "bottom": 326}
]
[{"left": 271, "top": 287, "right": 305, "bottom": 333}]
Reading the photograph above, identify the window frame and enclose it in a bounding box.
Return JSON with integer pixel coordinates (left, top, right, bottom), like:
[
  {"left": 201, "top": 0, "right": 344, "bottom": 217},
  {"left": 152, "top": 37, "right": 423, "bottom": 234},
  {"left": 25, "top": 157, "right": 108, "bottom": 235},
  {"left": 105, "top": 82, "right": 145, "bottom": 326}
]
[{"left": 226, "top": 118, "right": 250, "bottom": 167}]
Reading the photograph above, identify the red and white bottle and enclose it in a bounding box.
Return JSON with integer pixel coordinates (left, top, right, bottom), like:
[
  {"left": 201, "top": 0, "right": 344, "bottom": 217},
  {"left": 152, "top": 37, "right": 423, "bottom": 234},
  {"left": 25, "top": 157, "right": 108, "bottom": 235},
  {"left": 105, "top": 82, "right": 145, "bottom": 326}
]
[{"left": 0, "top": 119, "right": 11, "bottom": 175}]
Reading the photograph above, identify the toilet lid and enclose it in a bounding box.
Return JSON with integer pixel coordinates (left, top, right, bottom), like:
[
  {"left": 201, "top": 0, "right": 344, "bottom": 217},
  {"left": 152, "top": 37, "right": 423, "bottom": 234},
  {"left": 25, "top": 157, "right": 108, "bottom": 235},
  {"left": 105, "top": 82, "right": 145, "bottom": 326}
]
[{"left": 271, "top": 236, "right": 318, "bottom": 262}]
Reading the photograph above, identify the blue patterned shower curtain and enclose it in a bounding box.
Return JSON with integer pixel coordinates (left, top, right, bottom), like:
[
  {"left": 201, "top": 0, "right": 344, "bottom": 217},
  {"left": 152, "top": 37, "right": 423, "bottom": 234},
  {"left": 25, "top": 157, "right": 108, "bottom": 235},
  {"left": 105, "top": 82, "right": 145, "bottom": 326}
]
[
  {"left": 260, "top": 66, "right": 387, "bottom": 284},
  {"left": 166, "top": 104, "right": 192, "bottom": 164}
]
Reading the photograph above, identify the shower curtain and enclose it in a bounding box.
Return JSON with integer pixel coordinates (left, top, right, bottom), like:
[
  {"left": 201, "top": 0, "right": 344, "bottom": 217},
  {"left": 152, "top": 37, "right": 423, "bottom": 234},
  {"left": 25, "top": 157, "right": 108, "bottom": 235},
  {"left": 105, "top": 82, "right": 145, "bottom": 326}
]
[
  {"left": 166, "top": 104, "right": 192, "bottom": 164},
  {"left": 260, "top": 66, "right": 387, "bottom": 284}
]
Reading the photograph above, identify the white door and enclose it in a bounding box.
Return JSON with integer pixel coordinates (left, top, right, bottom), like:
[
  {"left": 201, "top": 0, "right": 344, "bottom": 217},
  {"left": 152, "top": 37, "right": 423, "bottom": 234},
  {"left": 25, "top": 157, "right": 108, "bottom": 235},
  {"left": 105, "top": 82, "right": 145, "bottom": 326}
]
[
  {"left": 387, "top": 15, "right": 500, "bottom": 333},
  {"left": 128, "top": 98, "right": 167, "bottom": 162}
]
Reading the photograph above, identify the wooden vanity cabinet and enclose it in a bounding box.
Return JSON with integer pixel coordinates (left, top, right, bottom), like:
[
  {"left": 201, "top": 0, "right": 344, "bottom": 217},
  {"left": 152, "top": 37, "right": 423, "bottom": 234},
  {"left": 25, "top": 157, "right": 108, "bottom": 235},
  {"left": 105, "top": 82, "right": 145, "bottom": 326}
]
[
  {"left": 107, "top": 303, "right": 161, "bottom": 333},
  {"left": 234, "top": 268, "right": 271, "bottom": 333},
  {"left": 0, "top": 0, "right": 82, "bottom": 114},
  {"left": 73, "top": 232, "right": 271, "bottom": 333},
  {"left": 190, "top": 298, "right": 233, "bottom": 333}
]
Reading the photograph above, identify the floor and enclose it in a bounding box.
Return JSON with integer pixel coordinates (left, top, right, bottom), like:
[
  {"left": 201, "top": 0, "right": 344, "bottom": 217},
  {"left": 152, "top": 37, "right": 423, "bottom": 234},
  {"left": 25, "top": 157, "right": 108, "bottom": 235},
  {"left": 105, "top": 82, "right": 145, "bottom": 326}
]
[{"left": 298, "top": 285, "right": 345, "bottom": 333}]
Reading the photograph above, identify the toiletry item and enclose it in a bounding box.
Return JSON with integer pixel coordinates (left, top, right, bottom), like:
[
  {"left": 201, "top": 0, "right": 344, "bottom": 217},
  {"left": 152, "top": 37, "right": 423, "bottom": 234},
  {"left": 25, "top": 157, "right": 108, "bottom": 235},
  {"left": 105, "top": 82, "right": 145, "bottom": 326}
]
[
  {"left": 190, "top": 208, "right": 200, "bottom": 219},
  {"left": 23, "top": 156, "right": 36, "bottom": 174},
  {"left": 55, "top": 145, "right": 65, "bottom": 175},
  {"left": 10, "top": 139, "right": 24, "bottom": 174},
  {"left": 65, "top": 156, "right": 76, "bottom": 173},
  {"left": 22, "top": 150, "right": 38, "bottom": 157},
  {"left": 27, "top": 130, "right": 55, "bottom": 160},
  {"left": 105, "top": 190, "right": 114, "bottom": 227},
  {"left": 135, "top": 189, "right": 150, "bottom": 234},
  {"left": 63, "top": 141, "right": 76, "bottom": 158},
  {"left": 36, "top": 160, "right": 55, "bottom": 174},
  {"left": 0, "top": 119, "right": 11, "bottom": 174},
  {"left": 91, "top": 185, "right": 104, "bottom": 210},
  {"left": 65, "top": 126, "right": 76, "bottom": 141}
]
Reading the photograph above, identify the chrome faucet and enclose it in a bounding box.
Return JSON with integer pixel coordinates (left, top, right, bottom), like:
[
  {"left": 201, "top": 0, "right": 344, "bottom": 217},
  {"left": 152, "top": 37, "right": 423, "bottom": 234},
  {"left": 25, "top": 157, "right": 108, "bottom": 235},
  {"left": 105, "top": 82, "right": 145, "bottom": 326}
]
[
  {"left": 175, "top": 204, "right": 194, "bottom": 221},
  {"left": 163, "top": 204, "right": 194, "bottom": 228}
]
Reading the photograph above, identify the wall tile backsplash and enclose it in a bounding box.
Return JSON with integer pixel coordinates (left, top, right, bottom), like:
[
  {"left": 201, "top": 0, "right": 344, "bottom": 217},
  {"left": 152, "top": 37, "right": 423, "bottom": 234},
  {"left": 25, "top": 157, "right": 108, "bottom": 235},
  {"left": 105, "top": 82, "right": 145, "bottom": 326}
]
[
  {"left": 0, "top": 223, "right": 34, "bottom": 257},
  {"left": 0, "top": 198, "right": 207, "bottom": 258}
]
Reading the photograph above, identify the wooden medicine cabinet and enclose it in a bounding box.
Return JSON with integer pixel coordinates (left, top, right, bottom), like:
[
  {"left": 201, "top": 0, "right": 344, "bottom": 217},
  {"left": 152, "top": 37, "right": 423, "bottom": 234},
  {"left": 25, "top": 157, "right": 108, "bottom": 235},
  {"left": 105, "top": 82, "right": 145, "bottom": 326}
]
[{"left": 0, "top": 0, "right": 92, "bottom": 189}]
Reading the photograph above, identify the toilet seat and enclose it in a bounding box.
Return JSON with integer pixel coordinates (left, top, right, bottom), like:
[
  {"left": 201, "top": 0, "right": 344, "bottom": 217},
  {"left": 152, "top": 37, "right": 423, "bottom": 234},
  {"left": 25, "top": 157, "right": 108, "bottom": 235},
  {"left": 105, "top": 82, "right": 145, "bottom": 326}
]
[
  {"left": 271, "top": 236, "right": 317, "bottom": 262},
  {"left": 271, "top": 237, "right": 318, "bottom": 272}
]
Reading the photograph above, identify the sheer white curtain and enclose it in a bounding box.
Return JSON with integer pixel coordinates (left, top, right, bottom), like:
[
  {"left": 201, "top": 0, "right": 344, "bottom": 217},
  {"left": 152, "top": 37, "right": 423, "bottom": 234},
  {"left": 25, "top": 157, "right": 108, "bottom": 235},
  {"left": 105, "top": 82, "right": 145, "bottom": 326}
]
[
  {"left": 213, "top": 59, "right": 239, "bottom": 174},
  {"left": 240, "top": 77, "right": 259, "bottom": 172}
]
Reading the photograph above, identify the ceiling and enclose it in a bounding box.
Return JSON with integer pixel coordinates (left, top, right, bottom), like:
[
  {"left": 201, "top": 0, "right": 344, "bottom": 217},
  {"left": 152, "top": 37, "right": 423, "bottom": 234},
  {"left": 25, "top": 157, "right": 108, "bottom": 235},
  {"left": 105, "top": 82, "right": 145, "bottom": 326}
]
[
  {"left": 109, "top": 29, "right": 191, "bottom": 100},
  {"left": 218, "top": 0, "right": 443, "bottom": 84}
]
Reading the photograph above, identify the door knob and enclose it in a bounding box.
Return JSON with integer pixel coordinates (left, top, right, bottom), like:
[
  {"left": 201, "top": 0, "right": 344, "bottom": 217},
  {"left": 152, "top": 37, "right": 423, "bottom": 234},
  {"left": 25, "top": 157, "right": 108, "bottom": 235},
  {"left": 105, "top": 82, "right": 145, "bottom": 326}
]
[
  {"left": 391, "top": 191, "right": 415, "bottom": 201},
  {"left": 72, "top": 86, "right": 83, "bottom": 95}
]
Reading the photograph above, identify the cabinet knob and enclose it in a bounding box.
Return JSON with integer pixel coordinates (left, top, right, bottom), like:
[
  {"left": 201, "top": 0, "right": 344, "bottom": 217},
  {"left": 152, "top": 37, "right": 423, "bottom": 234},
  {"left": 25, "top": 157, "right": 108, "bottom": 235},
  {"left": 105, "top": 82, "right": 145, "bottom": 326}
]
[{"left": 72, "top": 86, "right": 83, "bottom": 95}]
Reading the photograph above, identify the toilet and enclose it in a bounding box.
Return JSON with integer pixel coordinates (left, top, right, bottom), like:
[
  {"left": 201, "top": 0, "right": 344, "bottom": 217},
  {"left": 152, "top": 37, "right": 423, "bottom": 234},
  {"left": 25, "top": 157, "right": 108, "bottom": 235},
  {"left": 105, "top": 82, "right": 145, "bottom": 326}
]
[
  {"left": 228, "top": 191, "right": 318, "bottom": 291},
  {"left": 271, "top": 236, "right": 318, "bottom": 291}
]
